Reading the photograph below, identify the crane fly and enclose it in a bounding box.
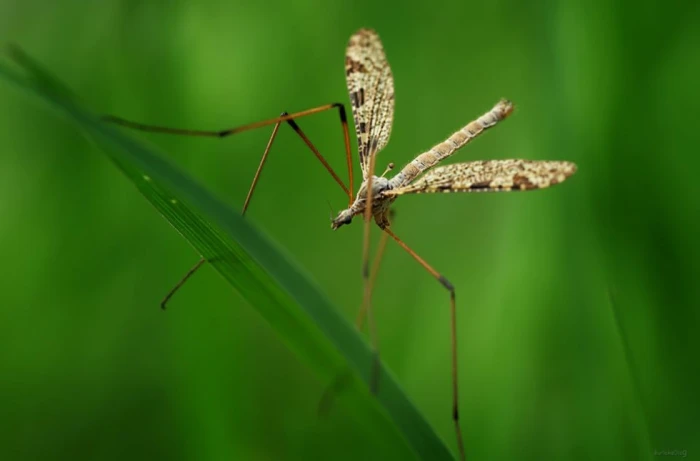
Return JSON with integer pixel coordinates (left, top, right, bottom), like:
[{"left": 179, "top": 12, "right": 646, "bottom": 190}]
[{"left": 104, "top": 29, "right": 577, "bottom": 461}]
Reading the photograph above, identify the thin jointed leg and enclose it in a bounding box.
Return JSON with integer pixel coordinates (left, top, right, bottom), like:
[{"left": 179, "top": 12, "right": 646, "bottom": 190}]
[
  {"left": 242, "top": 113, "right": 284, "bottom": 214},
  {"left": 104, "top": 103, "right": 355, "bottom": 204},
  {"left": 355, "top": 225, "right": 390, "bottom": 331},
  {"left": 383, "top": 228, "right": 466, "bottom": 461},
  {"left": 158, "top": 117, "right": 282, "bottom": 309},
  {"left": 360, "top": 153, "right": 381, "bottom": 393},
  {"left": 245, "top": 111, "right": 352, "bottom": 211},
  {"left": 159, "top": 258, "right": 206, "bottom": 310},
  {"left": 104, "top": 104, "right": 355, "bottom": 308},
  {"left": 317, "top": 225, "right": 391, "bottom": 416}
]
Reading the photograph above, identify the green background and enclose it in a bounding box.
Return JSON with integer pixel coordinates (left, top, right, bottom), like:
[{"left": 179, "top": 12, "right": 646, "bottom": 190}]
[{"left": 1, "top": 0, "right": 698, "bottom": 460}]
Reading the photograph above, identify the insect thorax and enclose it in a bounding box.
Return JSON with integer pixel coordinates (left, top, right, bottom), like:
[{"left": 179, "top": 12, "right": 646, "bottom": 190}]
[
  {"left": 354, "top": 176, "right": 396, "bottom": 226},
  {"left": 356, "top": 176, "right": 394, "bottom": 211},
  {"left": 331, "top": 176, "right": 395, "bottom": 230}
]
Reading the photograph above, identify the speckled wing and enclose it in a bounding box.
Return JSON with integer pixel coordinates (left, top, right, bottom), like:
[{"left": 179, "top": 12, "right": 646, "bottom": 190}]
[
  {"left": 385, "top": 160, "right": 577, "bottom": 195},
  {"left": 345, "top": 29, "right": 395, "bottom": 179}
]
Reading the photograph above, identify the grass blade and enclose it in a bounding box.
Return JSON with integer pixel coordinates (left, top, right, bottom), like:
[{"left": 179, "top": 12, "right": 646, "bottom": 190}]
[{"left": 0, "top": 51, "right": 455, "bottom": 460}]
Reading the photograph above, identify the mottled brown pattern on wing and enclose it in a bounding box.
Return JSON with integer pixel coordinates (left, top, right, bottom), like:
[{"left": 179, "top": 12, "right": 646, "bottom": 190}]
[
  {"left": 389, "top": 99, "right": 513, "bottom": 188},
  {"left": 346, "top": 29, "right": 395, "bottom": 179},
  {"left": 385, "top": 160, "right": 577, "bottom": 195}
]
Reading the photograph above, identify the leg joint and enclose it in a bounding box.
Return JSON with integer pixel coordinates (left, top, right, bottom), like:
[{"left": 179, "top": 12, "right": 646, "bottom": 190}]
[
  {"left": 333, "top": 102, "right": 348, "bottom": 122},
  {"left": 286, "top": 117, "right": 301, "bottom": 131},
  {"left": 439, "top": 274, "right": 455, "bottom": 296}
]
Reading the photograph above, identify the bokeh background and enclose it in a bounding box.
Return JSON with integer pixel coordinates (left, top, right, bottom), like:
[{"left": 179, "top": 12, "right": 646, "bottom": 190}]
[{"left": 1, "top": 1, "right": 698, "bottom": 460}]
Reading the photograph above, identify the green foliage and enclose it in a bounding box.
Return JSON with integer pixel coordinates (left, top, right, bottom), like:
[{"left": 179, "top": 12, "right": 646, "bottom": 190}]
[
  {"left": 0, "top": 49, "right": 453, "bottom": 460},
  {"left": 0, "top": 1, "right": 698, "bottom": 460}
]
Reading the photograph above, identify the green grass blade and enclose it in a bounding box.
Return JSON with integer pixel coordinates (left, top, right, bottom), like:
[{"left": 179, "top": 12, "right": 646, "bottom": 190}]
[{"left": 0, "top": 52, "right": 455, "bottom": 460}]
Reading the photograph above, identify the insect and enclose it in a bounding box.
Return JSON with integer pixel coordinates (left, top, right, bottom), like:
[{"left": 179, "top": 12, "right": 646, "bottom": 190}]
[{"left": 105, "top": 29, "right": 577, "bottom": 461}]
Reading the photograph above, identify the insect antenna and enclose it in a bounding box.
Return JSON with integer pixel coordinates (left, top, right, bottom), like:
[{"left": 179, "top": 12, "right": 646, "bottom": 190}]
[
  {"left": 380, "top": 162, "right": 395, "bottom": 178},
  {"left": 326, "top": 199, "right": 337, "bottom": 222}
]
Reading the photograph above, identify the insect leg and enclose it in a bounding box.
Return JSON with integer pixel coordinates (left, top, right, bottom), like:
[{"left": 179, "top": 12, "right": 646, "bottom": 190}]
[
  {"left": 158, "top": 119, "right": 284, "bottom": 310},
  {"left": 383, "top": 227, "right": 466, "bottom": 461},
  {"left": 104, "top": 104, "right": 354, "bottom": 308},
  {"left": 360, "top": 153, "right": 380, "bottom": 393},
  {"left": 159, "top": 258, "right": 205, "bottom": 310},
  {"left": 104, "top": 103, "right": 353, "bottom": 200},
  {"left": 317, "top": 210, "right": 392, "bottom": 416},
  {"left": 355, "top": 210, "right": 394, "bottom": 330}
]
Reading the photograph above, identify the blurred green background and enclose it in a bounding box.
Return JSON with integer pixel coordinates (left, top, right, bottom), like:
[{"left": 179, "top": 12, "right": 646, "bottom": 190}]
[{"left": 1, "top": 0, "right": 698, "bottom": 460}]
